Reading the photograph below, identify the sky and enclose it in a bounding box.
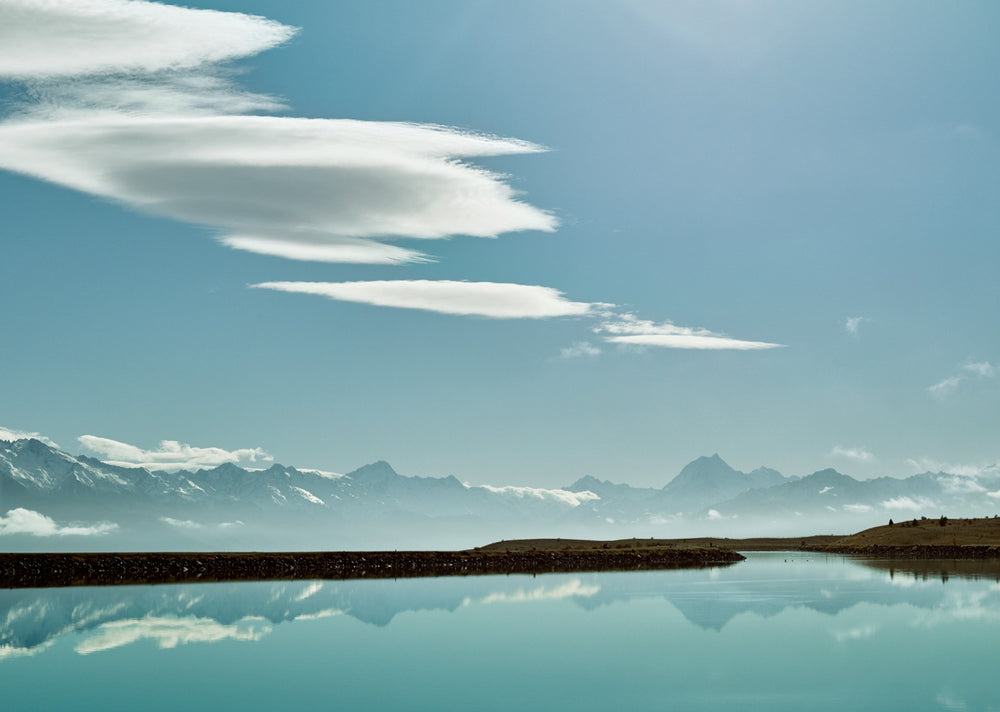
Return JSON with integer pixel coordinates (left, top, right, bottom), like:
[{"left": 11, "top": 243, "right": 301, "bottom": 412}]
[{"left": 0, "top": 0, "right": 998, "bottom": 488}]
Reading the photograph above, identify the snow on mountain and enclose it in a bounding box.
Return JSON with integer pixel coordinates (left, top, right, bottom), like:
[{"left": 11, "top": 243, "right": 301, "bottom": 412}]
[{"left": 3, "top": 438, "right": 1000, "bottom": 547}]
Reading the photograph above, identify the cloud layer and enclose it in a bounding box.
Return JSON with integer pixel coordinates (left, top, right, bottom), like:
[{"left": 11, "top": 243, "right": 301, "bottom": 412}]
[
  {"left": 0, "top": 1, "right": 556, "bottom": 266},
  {"left": 0, "top": 508, "right": 117, "bottom": 536},
  {"left": 78, "top": 434, "right": 272, "bottom": 472},
  {"left": 0, "top": 0, "right": 780, "bottom": 353}
]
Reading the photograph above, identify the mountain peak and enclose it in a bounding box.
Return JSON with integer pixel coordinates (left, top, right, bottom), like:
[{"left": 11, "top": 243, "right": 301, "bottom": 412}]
[{"left": 348, "top": 460, "right": 399, "bottom": 485}]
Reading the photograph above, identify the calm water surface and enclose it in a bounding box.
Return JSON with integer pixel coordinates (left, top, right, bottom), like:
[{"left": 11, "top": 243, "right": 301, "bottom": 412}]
[{"left": 2, "top": 553, "right": 998, "bottom": 711}]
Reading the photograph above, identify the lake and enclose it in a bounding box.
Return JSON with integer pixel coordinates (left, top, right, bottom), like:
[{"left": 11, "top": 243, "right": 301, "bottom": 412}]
[{"left": 2, "top": 552, "right": 997, "bottom": 711}]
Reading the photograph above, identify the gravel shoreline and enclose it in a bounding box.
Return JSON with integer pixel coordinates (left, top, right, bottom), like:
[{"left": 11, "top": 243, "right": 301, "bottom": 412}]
[{"left": 0, "top": 548, "right": 744, "bottom": 589}]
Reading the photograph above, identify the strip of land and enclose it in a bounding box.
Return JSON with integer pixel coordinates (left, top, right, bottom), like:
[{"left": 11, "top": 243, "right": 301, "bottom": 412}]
[
  {"left": 6, "top": 517, "right": 1000, "bottom": 589},
  {"left": 0, "top": 544, "right": 742, "bottom": 589},
  {"left": 802, "top": 516, "right": 1000, "bottom": 558}
]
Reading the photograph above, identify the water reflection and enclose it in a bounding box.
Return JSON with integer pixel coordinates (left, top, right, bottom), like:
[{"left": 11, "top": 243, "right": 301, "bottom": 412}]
[{"left": 3, "top": 553, "right": 1000, "bottom": 660}]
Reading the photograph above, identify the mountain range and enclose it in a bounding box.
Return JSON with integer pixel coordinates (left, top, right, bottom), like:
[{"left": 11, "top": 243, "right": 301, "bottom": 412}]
[{"left": 2, "top": 438, "right": 999, "bottom": 550}]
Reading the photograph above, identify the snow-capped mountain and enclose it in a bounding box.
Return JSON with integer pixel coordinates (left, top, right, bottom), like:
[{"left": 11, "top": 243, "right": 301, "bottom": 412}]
[{"left": 3, "top": 438, "right": 1000, "bottom": 550}]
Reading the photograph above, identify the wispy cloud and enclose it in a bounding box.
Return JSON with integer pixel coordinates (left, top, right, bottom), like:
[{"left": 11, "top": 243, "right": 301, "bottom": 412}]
[
  {"left": 78, "top": 434, "right": 271, "bottom": 472},
  {"left": 844, "top": 316, "right": 867, "bottom": 336},
  {"left": 842, "top": 503, "right": 873, "bottom": 513},
  {"left": 830, "top": 446, "right": 874, "bottom": 462},
  {"left": 963, "top": 361, "right": 995, "bottom": 378},
  {"left": 0, "top": 425, "right": 59, "bottom": 447},
  {"left": 254, "top": 282, "right": 781, "bottom": 350},
  {"left": 559, "top": 341, "right": 601, "bottom": 359},
  {"left": 928, "top": 375, "right": 965, "bottom": 398},
  {"left": 880, "top": 496, "right": 937, "bottom": 512},
  {"left": 252, "top": 281, "right": 592, "bottom": 319},
  {"left": 595, "top": 312, "right": 783, "bottom": 351},
  {"left": 928, "top": 361, "right": 995, "bottom": 398},
  {"left": 0, "top": 508, "right": 117, "bottom": 537}
]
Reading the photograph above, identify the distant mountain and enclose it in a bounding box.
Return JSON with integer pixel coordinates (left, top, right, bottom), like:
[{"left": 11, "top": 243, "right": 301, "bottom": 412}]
[
  {"left": 3, "top": 437, "right": 1000, "bottom": 550},
  {"left": 656, "top": 454, "right": 793, "bottom": 512}
]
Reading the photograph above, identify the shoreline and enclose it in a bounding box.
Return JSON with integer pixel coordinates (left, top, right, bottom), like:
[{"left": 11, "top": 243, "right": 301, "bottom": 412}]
[{"left": 0, "top": 547, "right": 743, "bottom": 589}]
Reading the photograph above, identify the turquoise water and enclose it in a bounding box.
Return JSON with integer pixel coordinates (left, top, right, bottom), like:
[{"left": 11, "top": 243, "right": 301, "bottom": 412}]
[{"left": 2, "top": 553, "right": 998, "bottom": 711}]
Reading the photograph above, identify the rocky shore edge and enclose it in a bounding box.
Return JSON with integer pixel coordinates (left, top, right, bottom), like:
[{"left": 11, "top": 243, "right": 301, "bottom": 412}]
[
  {"left": 0, "top": 547, "right": 744, "bottom": 589},
  {"left": 805, "top": 544, "right": 1000, "bottom": 559}
]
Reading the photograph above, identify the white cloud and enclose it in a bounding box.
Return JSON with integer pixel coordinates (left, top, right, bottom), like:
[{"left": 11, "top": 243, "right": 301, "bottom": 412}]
[
  {"left": 844, "top": 316, "right": 866, "bottom": 336},
  {"left": 928, "top": 375, "right": 965, "bottom": 398},
  {"left": 0, "top": 0, "right": 296, "bottom": 79},
  {"left": 159, "top": 517, "right": 202, "bottom": 529},
  {"left": 595, "top": 313, "right": 783, "bottom": 351},
  {"left": 0, "top": 116, "right": 556, "bottom": 265},
  {"left": 830, "top": 446, "right": 874, "bottom": 462},
  {"left": 78, "top": 434, "right": 271, "bottom": 472},
  {"left": 76, "top": 615, "right": 270, "bottom": 655},
  {"left": 252, "top": 281, "right": 593, "bottom": 319},
  {"left": 843, "top": 504, "right": 873, "bottom": 513},
  {"left": 0, "top": 425, "right": 59, "bottom": 447},
  {"left": 0, "top": 1, "right": 555, "bottom": 265},
  {"left": 0, "top": 0, "right": 781, "bottom": 357},
  {"left": 963, "top": 361, "right": 995, "bottom": 378},
  {"left": 473, "top": 484, "right": 600, "bottom": 507},
  {"left": 928, "top": 361, "right": 995, "bottom": 398},
  {"left": 0, "top": 508, "right": 117, "bottom": 536},
  {"left": 706, "top": 509, "right": 723, "bottom": 520},
  {"left": 880, "top": 496, "right": 936, "bottom": 512},
  {"left": 559, "top": 341, "right": 601, "bottom": 359}
]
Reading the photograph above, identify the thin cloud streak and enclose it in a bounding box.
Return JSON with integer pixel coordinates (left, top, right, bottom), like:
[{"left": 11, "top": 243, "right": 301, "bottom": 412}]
[
  {"left": 252, "top": 281, "right": 594, "bottom": 319},
  {"left": 254, "top": 280, "right": 783, "bottom": 349},
  {"left": 595, "top": 313, "right": 784, "bottom": 351},
  {"left": 928, "top": 361, "right": 995, "bottom": 398}
]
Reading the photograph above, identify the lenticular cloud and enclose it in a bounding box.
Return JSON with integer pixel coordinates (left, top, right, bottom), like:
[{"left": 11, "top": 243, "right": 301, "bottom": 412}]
[
  {"left": 0, "top": 0, "right": 557, "bottom": 264},
  {"left": 0, "top": 0, "right": 296, "bottom": 79},
  {"left": 253, "top": 280, "right": 593, "bottom": 319}
]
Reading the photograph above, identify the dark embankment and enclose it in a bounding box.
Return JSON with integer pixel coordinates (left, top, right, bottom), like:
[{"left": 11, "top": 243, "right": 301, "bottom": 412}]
[
  {"left": 477, "top": 536, "right": 842, "bottom": 552},
  {"left": 806, "top": 516, "right": 1000, "bottom": 558},
  {"left": 0, "top": 545, "right": 743, "bottom": 589}
]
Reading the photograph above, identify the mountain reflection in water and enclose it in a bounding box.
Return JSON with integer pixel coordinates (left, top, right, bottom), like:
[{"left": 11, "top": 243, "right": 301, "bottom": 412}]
[{"left": 4, "top": 552, "right": 999, "bottom": 659}]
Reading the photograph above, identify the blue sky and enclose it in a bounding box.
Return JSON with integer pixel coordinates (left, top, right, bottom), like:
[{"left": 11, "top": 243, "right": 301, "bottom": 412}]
[{"left": 1, "top": 0, "right": 997, "bottom": 487}]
